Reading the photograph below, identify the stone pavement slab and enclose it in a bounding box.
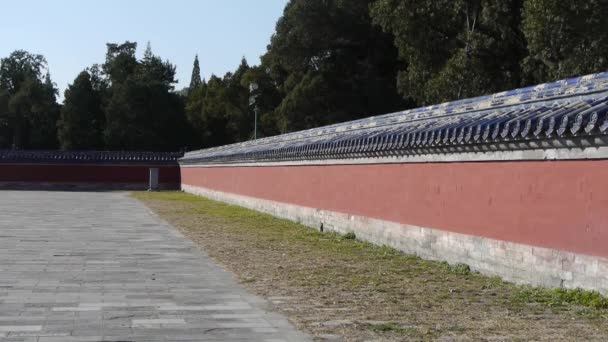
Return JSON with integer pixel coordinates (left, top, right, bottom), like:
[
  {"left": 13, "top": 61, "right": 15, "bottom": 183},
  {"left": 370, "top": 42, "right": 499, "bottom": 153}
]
[{"left": 0, "top": 191, "right": 311, "bottom": 342}]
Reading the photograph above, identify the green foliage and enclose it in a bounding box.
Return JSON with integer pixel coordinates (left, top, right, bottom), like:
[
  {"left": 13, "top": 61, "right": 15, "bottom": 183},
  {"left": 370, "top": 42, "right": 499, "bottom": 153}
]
[
  {"left": 516, "top": 287, "right": 608, "bottom": 310},
  {"left": 185, "top": 58, "right": 253, "bottom": 148},
  {"left": 184, "top": 79, "right": 207, "bottom": 148},
  {"left": 108, "top": 2, "right": 608, "bottom": 146},
  {"left": 189, "top": 54, "right": 202, "bottom": 93},
  {"left": 0, "top": 50, "right": 47, "bottom": 95},
  {"left": 371, "top": 0, "right": 527, "bottom": 105},
  {"left": 192, "top": 75, "right": 234, "bottom": 147},
  {"left": 0, "top": 88, "right": 9, "bottom": 147},
  {"left": 441, "top": 262, "right": 472, "bottom": 275},
  {"left": 137, "top": 191, "right": 608, "bottom": 337},
  {"left": 0, "top": 50, "right": 59, "bottom": 149},
  {"left": 1, "top": 44, "right": 190, "bottom": 152},
  {"left": 262, "top": 0, "right": 409, "bottom": 132},
  {"left": 58, "top": 71, "right": 104, "bottom": 150},
  {"left": 3, "top": 2, "right": 607, "bottom": 151},
  {"left": 102, "top": 42, "right": 188, "bottom": 151},
  {"left": 522, "top": 0, "right": 608, "bottom": 83},
  {"left": 241, "top": 65, "right": 283, "bottom": 138},
  {"left": 341, "top": 232, "right": 357, "bottom": 240},
  {"left": 103, "top": 41, "right": 138, "bottom": 85}
]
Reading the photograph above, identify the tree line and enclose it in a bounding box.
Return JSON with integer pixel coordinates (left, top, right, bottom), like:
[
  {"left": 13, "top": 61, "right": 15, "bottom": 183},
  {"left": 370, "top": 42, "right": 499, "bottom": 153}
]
[{"left": 0, "top": 0, "right": 606, "bottom": 151}]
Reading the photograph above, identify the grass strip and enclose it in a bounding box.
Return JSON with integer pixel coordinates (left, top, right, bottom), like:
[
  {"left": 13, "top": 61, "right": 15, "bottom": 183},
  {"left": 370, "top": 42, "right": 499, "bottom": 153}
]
[{"left": 133, "top": 191, "right": 608, "bottom": 341}]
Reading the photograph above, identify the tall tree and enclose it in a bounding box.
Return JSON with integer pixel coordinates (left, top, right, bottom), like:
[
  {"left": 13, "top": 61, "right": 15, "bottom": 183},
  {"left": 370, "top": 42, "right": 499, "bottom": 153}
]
[
  {"left": 103, "top": 42, "right": 187, "bottom": 151},
  {"left": 262, "top": 0, "right": 408, "bottom": 133},
  {"left": 28, "top": 72, "right": 60, "bottom": 148},
  {"left": 184, "top": 55, "right": 205, "bottom": 148},
  {"left": 193, "top": 58, "right": 252, "bottom": 147},
  {"left": 241, "top": 65, "right": 283, "bottom": 138},
  {"left": 522, "top": 0, "right": 608, "bottom": 83},
  {"left": 189, "top": 55, "right": 202, "bottom": 92},
  {"left": 57, "top": 71, "right": 104, "bottom": 150},
  {"left": 0, "top": 88, "right": 9, "bottom": 147},
  {"left": 184, "top": 78, "right": 208, "bottom": 148},
  {"left": 0, "top": 50, "right": 59, "bottom": 149},
  {"left": 370, "top": 0, "right": 527, "bottom": 105},
  {"left": 103, "top": 41, "right": 138, "bottom": 85},
  {"left": 223, "top": 58, "right": 252, "bottom": 142}
]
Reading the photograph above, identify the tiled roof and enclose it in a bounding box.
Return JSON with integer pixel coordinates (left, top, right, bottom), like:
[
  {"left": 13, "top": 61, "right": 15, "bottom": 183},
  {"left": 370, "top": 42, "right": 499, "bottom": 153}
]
[
  {"left": 182, "top": 72, "right": 608, "bottom": 164},
  {"left": 0, "top": 150, "right": 183, "bottom": 165}
]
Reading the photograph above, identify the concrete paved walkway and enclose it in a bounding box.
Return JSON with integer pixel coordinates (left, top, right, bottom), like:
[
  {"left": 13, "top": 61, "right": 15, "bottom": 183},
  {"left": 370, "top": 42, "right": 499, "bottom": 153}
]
[{"left": 0, "top": 191, "right": 310, "bottom": 342}]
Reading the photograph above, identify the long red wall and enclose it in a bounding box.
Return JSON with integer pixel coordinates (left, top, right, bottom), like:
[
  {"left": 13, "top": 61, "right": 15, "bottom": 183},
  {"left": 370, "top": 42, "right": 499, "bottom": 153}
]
[
  {"left": 0, "top": 164, "right": 180, "bottom": 186},
  {"left": 181, "top": 160, "right": 608, "bottom": 258}
]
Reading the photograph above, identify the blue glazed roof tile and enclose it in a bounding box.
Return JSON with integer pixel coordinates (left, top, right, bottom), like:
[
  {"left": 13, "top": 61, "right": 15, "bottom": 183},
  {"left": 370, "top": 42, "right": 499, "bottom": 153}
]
[
  {"left": 182, "top": 72, "right": 608, "bottom": 164},
  {"left": 0, "top": 150, "right": 183, "bottom": 165}
]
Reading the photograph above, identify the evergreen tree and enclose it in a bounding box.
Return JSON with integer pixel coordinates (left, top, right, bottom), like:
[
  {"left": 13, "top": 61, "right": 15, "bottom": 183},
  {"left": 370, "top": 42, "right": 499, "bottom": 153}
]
[
  {"left": 185, "top": 78, "right": 208, "bottom": 148},
  {"left": 195, "top": 58, "right": 251, "bottom": 147},
  {"left": 2, "top": 5, "right": 606, "bottom": 152},
  {"left": 103, "top": 41, "right": 138, "bottom": 85},
  {"left": 262, "top": 0, "right": 409, "bottom": 132},
  {"left": 28, "top": 71, "right": 60, "bottom": 148},
  {"left": 370, "top": 0, "right": 527, "bottom": 105},
  {"left": 103, "top": 41, "right": 187, "bottom": 151},
  {"left": 0, "top": 50, "right": 59, "bottom": 149},
  {"left": 144, "top": 42, "right": 153, "bottom": 61},
  {"left": 241, "top": 65, "right": 283, "bottom": 138},
  {"left": 58, "top": 71, "right": 104, "bottom": 150},
  {"left": 522, "top": 0, "right": 608, "bottom": 83},
  {"left": 223, "top": 58, "right": 252, "bottom": 142},
  {"left": 189, "top": 55, "right": 202, "bottom": 93},
  {"left": 0, "top": 88, "right": 9, "bottom": 147}
]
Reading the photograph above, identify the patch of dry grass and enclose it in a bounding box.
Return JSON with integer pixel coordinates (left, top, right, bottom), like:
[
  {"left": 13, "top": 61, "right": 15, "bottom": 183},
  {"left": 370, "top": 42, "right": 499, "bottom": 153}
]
[{"left": 133, "top": 191, "right": 608, "bottom": 341}]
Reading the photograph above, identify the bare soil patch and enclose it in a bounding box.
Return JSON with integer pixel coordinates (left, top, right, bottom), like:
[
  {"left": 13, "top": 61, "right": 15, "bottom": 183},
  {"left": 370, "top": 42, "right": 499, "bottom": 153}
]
[{"left": 133, "top": 191, "right": 608, "bottom": 341}]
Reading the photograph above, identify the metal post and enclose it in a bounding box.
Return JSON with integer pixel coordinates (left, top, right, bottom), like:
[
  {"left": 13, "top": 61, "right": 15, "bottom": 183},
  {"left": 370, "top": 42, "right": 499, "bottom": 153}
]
[
  {"left": 254, "top": 106, "right": 258, "bottom": 140},
  {"left": 249, "top": 82, "right": 259, "bottom": 140},
  {"left": 148, "top": 168, "right": 159, "bottom": 191}
]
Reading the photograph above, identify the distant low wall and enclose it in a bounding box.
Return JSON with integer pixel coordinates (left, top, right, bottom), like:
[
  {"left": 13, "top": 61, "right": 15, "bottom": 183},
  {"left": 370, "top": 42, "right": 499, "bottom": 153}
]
[
  {"left": 0, "top": 150, "right": 182, "bottom": 190},
  {"left": 180, "top": 157, "right": 608, "bottom": 294}
]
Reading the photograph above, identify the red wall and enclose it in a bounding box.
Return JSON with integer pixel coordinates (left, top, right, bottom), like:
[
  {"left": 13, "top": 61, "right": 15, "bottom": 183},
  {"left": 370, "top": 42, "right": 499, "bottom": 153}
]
[
  {"left": 0, "top": 164, "right": 180, "bottom": 185},
  {"left": 182, "top": 161, "right": 608, "bottom": 258}
]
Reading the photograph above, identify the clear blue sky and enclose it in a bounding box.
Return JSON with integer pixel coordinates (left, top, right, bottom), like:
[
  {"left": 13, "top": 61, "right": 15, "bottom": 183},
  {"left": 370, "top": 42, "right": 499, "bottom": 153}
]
[{"left": 0, "top": 0, "right": 288, "bottom": 100}]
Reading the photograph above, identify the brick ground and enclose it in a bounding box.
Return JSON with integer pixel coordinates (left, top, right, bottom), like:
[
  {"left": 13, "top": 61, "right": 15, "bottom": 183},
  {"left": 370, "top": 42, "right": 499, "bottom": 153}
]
[{"left": 0, "top": 191, "right": 310, "bottom": 342}]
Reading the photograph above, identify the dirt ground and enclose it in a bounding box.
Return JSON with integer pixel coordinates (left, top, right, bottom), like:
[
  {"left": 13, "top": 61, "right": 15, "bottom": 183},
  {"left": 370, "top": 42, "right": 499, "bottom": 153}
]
[{"left": 133, "top": 191, "right": 608, "bottom": 341}]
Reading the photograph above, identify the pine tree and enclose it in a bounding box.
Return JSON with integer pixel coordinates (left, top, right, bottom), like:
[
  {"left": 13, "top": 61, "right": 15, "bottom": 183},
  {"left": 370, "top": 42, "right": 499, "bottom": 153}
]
[
  {"left": 144, "top": 41, "right": 153, "bottom": 61},
  {"left": 58, "top": 71, "right": 104, "bottom": 150},
  {"left": 103, "top": 41, "right": 186, "bottom": 151},
  {"left": 189, "top": 55, "right": 202, "bottom": 93}
]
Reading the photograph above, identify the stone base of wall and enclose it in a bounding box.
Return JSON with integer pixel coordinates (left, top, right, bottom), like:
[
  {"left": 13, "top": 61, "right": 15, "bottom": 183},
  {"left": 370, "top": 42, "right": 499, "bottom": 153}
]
[
  {"left": 0, "top": 182, "right": 180, "bottom": 191},
  {"left": 182, "top": 184, "right": 608, "bottom": 295}
]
